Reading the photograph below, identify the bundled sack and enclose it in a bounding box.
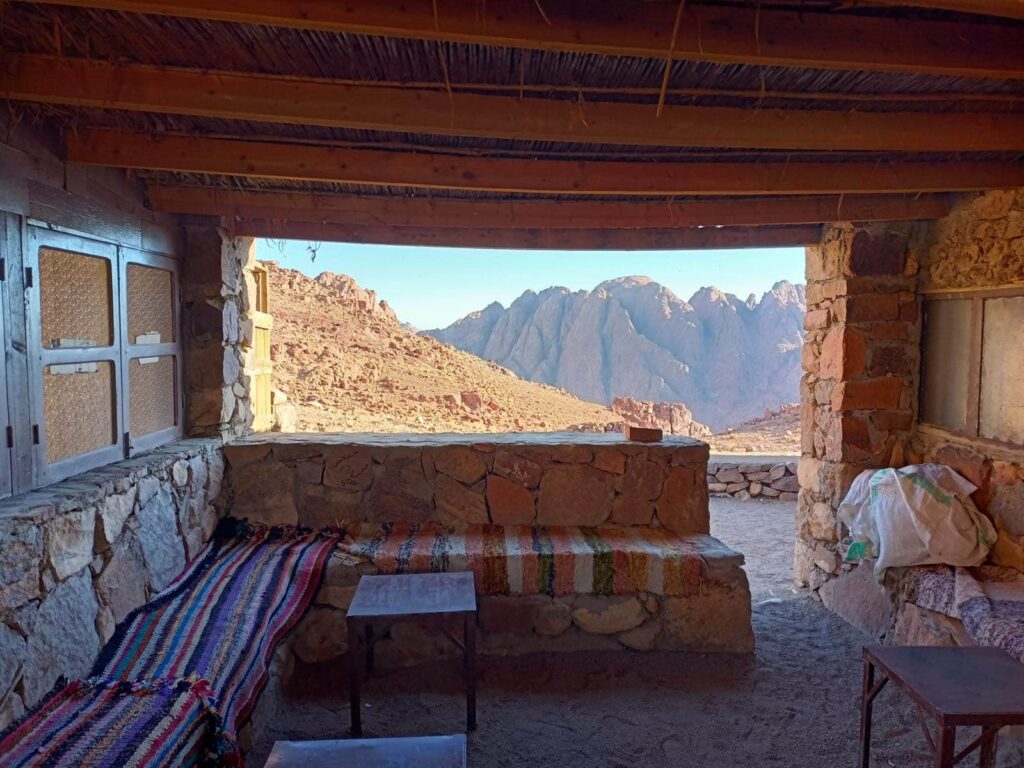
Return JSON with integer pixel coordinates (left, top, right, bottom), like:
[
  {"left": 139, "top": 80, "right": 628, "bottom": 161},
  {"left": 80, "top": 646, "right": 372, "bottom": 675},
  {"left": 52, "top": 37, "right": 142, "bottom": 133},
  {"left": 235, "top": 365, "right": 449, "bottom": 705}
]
[{"left": 839, "top": 464, "right": 996, "bottom": 580}]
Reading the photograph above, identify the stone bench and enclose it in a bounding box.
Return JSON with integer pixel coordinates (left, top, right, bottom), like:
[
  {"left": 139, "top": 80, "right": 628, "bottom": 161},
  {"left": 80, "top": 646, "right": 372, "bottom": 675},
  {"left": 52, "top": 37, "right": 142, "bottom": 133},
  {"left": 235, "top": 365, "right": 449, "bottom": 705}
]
[{"left": 220, "top": 433, "right": 754, "bottom": 675}]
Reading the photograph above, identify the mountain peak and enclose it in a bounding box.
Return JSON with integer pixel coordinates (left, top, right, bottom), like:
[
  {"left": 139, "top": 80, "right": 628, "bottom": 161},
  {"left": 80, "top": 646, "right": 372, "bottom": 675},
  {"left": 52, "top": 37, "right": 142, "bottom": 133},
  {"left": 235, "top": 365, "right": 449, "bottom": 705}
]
[{"left": 425, "top": 276, "right": 807, "bottom": 431}]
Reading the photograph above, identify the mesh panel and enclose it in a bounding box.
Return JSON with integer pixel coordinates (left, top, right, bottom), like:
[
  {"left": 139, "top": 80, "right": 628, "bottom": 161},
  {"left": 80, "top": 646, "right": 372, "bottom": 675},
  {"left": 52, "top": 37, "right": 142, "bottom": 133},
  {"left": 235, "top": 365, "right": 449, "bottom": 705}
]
[
  {"left": 981, "top": 297, "right": 1024, "bottom": 445},
  {"left": 127, "top": 263, "right": 175, "bottom": 343},
  {"left": 39, "top": 247, "right": 112, "bottom": 349},
  {"left": 920, "top": 299, "right": 972, "bottom": 432},
  {"left": 130, "top": 356, "right": 176, "bottom": 438},
  {"left": 44, "top": 361, "right": 115, "bottom": 463}
]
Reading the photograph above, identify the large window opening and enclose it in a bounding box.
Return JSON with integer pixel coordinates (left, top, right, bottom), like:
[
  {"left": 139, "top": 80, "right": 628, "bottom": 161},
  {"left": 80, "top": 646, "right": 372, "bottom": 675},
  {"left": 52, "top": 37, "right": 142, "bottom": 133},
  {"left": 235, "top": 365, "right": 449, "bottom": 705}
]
[{"left": 256, "top": 239, "right": 805, "bottom": 457}]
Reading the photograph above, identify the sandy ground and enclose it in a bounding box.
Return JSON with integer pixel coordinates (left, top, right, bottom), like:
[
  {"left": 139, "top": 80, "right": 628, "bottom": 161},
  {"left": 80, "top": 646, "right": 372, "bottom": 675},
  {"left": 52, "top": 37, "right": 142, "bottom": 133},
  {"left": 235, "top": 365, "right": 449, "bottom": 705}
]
[{"left": 252, "top": 499, "right": 1024, "bottom": 768}]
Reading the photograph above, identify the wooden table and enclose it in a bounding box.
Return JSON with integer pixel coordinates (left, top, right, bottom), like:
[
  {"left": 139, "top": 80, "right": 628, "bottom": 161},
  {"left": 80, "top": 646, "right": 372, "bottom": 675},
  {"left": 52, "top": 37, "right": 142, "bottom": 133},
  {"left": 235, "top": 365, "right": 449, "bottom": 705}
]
[
  {"left": 266, "top": 734, "right": 467, "bottom": 768},
  {"left": 346, "top": 572, "right": 478, "bottom": 737},
  {"left": 861, "top": 646, "right": 1024, "bottom": 768}
]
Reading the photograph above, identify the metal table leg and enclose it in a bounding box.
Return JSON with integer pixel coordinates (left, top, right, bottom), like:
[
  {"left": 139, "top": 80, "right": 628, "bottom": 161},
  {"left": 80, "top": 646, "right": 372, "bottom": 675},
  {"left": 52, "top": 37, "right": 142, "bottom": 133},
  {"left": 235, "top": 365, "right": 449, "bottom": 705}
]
[
  {"left": 465, "top": 614, "right": 477, "bottom": 732},
  {"left": 348, "top": 621, "right": 362, "bottom": 737}
]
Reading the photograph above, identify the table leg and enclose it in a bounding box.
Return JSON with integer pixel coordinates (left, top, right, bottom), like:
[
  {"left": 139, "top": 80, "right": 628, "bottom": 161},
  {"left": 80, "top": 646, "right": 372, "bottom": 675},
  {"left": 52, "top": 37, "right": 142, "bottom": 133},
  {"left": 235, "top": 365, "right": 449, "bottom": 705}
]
[
  {"left": 979, "top": 728, "right": 998, "bottom": 768},
  {"left": 364, "top": 624, "right": 375, "bottom": 677},
  {"left": 860, "top": 660, "right": 874, "bottom": 768},
  {"left": 465, "top": 614, "right": 477, "bottom": 732},
  {"left": 348, "top": 622, "right": 362, "bottom": 737},
  {"left": 936, "top": 726, "right": 956, "bottom": 768}
]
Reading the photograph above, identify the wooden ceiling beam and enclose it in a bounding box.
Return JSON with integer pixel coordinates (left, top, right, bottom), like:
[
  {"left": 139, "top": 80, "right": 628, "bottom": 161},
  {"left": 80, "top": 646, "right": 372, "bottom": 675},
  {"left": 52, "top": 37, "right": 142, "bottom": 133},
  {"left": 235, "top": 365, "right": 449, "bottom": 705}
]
[
  {"left": 147, "top": 186, "right": 952, "bottom": 228},
  {"left": 25, "top": 0, "right": 1024, "bottom": 78},
  {"left": 854, "top": 0, "right": 1024, "bottom": 20},
  {"left": 229, "top": 221, "right": 824, "bottom": 250},
  {"left": 67, "top": 130, "right": 1024, "bottom": 196},
  {"left": 7, "top": 55, "right": 1024, "bottom": 152}
]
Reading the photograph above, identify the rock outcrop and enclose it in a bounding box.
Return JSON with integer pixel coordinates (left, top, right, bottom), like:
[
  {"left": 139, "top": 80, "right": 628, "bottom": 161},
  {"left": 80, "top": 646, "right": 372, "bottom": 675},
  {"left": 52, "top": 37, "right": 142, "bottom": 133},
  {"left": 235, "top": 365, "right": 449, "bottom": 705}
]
[
  {"left": 610, "top": 397, "right": 712, "bottom": 439},
  {"left": 426, "top": 277, "right": 805, "bottom": 432}
]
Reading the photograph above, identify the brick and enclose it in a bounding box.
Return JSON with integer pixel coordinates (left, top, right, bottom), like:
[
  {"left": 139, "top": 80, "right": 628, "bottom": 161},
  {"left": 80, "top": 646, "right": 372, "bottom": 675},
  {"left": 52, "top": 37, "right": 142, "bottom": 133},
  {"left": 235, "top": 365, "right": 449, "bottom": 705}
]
[
  {"left": 624, "top": 425, "right": 662, "bottom": 442},
  {"left": 836, "top": 294, "right": 900, "bottom": 323},
  {"left": 831, "top": 378, "right": 904, "bottom": 411},
  {"left": 819, "top": 327, "right": 866, "bottom": 380},
  {"left": 869, "top": 409, "right": 914, "bottom": 433},
  {"left": 824, "top": 413, "right": 872, "bottom": 462},
  {"left": 849, "top": 230, "right": 907, "bottom": 276},
  {"left": 868, "top": 345, "right": 915, "bottom": 377}
]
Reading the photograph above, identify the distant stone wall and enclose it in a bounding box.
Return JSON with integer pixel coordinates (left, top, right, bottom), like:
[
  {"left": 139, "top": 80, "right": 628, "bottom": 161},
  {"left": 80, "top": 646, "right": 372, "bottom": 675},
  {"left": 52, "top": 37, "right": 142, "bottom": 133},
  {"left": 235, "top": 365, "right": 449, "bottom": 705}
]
[
  {"left": 707, "top": 460, "right": 799, "bottom": 501},
  {"left": 221, "top": 433, "right": 711, "bottom": 533},
  {"left": 0, "top": 439, "right": 224, "bottom": 729}
]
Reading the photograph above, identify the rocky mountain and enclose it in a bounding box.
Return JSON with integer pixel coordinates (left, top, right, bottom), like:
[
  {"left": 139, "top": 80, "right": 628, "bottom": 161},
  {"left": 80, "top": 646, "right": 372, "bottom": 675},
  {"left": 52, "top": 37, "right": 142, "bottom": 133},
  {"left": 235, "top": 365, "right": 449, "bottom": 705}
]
[
  {"left": 426, "top": 277, "right": 805, "bottom": 432},
  {"left": 264, "top": 263, "right": 622, "bottom": 433}
]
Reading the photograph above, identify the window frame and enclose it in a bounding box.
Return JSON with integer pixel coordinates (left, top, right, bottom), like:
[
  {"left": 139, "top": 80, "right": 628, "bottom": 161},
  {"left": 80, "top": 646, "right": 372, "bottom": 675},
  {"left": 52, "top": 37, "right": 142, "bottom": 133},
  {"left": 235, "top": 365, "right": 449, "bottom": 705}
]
[
  {"left": 920, "top": 286, "right": 1024, "bottom": 451},
  {"left": 28, "top": 227, "right": 125, "bottom": 484},
  {"left": 119, "top": 248, "right": 184, "bottom": 455},
  {"left": 24, "top": 225, "right": 183, "bottom": 487}
]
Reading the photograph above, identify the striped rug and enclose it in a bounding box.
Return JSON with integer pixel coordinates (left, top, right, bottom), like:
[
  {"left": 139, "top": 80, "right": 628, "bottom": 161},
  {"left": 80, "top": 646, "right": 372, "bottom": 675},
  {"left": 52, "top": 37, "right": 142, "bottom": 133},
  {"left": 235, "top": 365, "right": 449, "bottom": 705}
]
[
  {"left": 0, "top": 678, "right": 215, "bottom": 768},
  {"left": 342, "top": 523, "right": 703, "bottom": 597},
  {"left": 90, "top": 519, "right": 338, "bottom": 756}
]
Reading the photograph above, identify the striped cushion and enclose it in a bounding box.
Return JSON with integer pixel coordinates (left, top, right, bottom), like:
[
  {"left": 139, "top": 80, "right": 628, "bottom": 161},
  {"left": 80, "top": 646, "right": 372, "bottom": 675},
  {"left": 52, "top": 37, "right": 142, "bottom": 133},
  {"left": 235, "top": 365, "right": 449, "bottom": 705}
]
[
  {"left": 92, "top": 522, "right": 337, "bottom": 745},
  {"left": 0, "top": 678, "right": 215, "bottom": 768},
  {"left": 342, "top": 523, "right": 703, "bottom": 597}
]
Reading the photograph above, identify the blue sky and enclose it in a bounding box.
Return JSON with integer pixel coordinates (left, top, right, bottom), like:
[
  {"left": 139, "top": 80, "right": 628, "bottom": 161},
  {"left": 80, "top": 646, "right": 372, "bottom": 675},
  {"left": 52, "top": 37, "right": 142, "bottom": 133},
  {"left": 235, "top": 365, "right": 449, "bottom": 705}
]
[{"left": 256, "top": 240, "right": 805, "bottom": 330}]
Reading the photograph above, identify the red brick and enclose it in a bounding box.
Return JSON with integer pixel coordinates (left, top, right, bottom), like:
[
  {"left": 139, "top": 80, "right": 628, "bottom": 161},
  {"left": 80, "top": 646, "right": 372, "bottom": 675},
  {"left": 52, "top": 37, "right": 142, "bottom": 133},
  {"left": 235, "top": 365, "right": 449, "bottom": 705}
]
[
  {"left": 819, "top": 327, "right": 866, "bottom": 380},
  {"left": 849, "top": 230, "right": 908, "bottom": 276},
  {"left": 869, "top": 410, "right": 914, "bottom": 432},
  {"left": 836, "top": 294, "right": 901, "bottom": 323},
  {"left": 624, "top": 425, "right": 662, "bottom": 442},
  {"left": 863, "top": 321, "right": 915, "bottom": 341},
  {"left": 825, "top": 413, "right": 873, "bottom": 462},
  {"left": 831, "top": 378, "right": 904, "bottom": 412},
  {"left": 898, "top": 299, "right": 919, "bottom": 322},
  {"left": 868, "top": 345, "right": 915, "bottom": 377}
]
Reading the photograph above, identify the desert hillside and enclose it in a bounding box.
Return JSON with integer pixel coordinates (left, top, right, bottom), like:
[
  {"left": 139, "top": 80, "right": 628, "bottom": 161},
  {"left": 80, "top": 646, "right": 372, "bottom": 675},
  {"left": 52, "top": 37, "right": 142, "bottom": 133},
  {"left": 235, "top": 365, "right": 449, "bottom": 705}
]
[
  {"left": 426, "top": 277, "right": 805, "bottom": 432},
  {"left": 266, "top": 263, "right": 622, "bottom": 433}
]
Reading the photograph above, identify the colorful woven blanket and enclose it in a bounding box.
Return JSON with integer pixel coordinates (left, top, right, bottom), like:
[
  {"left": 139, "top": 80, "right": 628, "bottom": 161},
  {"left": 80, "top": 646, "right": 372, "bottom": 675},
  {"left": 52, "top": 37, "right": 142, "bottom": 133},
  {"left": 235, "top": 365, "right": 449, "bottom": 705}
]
[
  {"left": 0, "top": 678, "right": 215, "bottom": 768},
  {"left": 92, "top": 520, "right": 337, "bottom": 752},
  {"left": 0, "top": 520, "right": 337, "bottom": 767},
  {"left": 901, "top": 564, "right": 1024, "bottom": 662},
  {"left": 342, "top": 523, "right": 703, "bottom": 597}
]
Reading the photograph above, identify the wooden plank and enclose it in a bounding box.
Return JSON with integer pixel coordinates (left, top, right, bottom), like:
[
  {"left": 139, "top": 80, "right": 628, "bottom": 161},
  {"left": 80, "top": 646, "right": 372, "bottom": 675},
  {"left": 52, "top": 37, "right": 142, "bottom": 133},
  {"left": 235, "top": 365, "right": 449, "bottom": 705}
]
[
  {"left": 68, "top": 130, "right": 1024, "bottom": 196},
  {"left": 7, "top": 56, "right": 1024, "bottom": 152},
  {"left": 856, "top": 0, "right": 1024, "bottom": 20},
  {"left": 147, "top": 187, "right": 952, "bottom": 227},
  {"left": 25, "top": 0, "right": 1024, "bottom": 78},
  {"left": 230, "top": 220, "right": 823, "bottom": 249}
]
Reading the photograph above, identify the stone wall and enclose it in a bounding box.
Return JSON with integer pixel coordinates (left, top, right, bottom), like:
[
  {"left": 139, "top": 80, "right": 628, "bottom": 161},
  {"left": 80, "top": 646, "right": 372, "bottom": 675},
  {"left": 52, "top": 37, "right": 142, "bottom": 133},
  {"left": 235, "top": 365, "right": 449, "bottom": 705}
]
[
  {"left": 221, "top": 433, "right": 710, "bottom": 533},
  {"left": 796, "top": 223, "right": 922, "bottom": 594},
  {"left": 912, "top": 188, "right": 1024, "bottom": 573},
  {"left": 183, "top": 229, "right": 258, "bottom": 440},
  {"left": 707, "top": 460, "right": 798, "bottom": 500},
  {"left": 0, "top": 439, "right": 224, "bottom": 729}
]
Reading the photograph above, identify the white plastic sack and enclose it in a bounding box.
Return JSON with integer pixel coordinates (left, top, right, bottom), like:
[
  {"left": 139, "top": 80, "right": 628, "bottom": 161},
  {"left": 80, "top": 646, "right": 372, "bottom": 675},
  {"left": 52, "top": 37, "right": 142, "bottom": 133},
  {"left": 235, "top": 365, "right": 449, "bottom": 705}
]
[{"left": 838, "top": 464, "right": 996, "bottom": 580}]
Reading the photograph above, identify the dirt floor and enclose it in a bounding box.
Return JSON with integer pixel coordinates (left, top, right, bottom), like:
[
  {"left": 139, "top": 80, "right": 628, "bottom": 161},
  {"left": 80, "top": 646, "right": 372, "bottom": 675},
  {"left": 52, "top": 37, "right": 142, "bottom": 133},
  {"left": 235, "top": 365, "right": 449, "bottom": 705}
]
[{"left": 252, "top": 499, "right": 1024, "bottom": 767}]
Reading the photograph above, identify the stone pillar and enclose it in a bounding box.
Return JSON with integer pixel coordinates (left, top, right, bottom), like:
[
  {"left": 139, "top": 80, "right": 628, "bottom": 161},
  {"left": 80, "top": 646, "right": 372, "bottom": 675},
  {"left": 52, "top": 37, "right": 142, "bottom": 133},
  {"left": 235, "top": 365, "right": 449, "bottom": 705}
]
[
  {"left": 182, "top": 227, "right": 257, "bottom": 440},
  {"left": 796, "top": 223, "right": 921, "bottom": 593}
]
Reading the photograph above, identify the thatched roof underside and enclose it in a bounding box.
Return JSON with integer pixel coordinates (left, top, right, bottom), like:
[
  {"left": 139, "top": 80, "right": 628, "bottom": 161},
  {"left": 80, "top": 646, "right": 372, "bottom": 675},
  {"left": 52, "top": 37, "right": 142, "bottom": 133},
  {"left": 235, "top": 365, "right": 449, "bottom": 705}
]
[{"left": 2, "top": 0, "right": 1024, "bottom": 247}]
